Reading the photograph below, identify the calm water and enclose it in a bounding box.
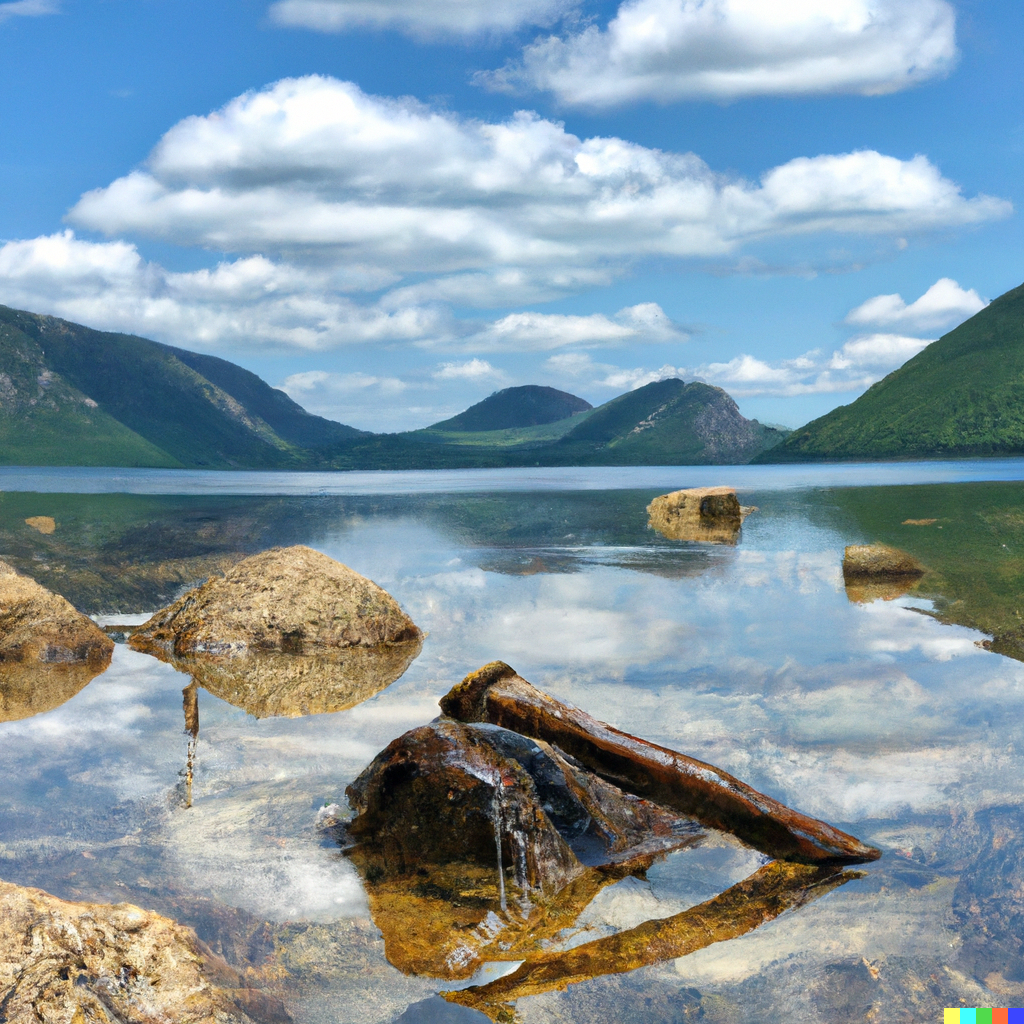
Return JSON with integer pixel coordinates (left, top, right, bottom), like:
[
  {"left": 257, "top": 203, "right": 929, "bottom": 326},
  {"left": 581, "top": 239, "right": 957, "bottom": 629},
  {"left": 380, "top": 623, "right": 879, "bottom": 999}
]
[{"left": 3, "top": 464, "right": 1024, "bottom": 1022}]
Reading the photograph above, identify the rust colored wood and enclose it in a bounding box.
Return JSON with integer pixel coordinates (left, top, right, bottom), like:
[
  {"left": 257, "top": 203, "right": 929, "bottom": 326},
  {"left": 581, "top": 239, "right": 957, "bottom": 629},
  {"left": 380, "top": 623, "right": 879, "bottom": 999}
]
[
  {"left": 440, "top": 662, "right": 880, "bottom": 866},
  {"left": 446, "top": 860, "right": 857, "bottom": 1018}
]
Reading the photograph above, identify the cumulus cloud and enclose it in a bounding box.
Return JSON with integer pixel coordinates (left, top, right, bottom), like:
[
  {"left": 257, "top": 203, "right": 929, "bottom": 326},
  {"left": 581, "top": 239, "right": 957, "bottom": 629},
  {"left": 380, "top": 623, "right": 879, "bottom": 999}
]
[
  {"left": 0, "top": 231, "right": 436, "bottom": 351},
  {"left": 0, "top": 0, "right": 59, "bottom": 23},
  {"left": 482, "top": 0, "right": 957, "bottom": 106},
  {"left": 544, "top": 329, "right": 935, "bottom": 399},
  {"left": 459, "top": 303, "right": 684, "bottom": 353},
  {"left": 268, "top": 0, "right": 576, "bottom": 37},
  {"left": 432, "top": 358, "right": 505, "bottom": 381},
  {"left": 68, "top": 77, "right": 1007, "bottom": 299},
  {"left": 845, "top": 277, "right": 986, "bottom": 332}
]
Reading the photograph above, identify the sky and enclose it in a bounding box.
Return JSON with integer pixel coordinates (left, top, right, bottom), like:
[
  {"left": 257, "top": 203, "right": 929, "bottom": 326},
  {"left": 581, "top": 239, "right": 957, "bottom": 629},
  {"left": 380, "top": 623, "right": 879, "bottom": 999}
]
[{"left": 0, "top": 0, "right": 1020, "bottom": 432}]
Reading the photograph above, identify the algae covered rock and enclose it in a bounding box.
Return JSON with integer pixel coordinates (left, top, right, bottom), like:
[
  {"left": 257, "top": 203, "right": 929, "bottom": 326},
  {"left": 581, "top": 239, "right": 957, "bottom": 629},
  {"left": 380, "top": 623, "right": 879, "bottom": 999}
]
[
  {"left": 647, "top": 486, "right": 750, "bottom": 544},
  {"left": 130, "top": 545, "right": 421, "bottom": 656},
  {"left": 842, "top": 543, "right": 925, "bottom": 580},
  {"left": 0, "top": 879, "right": 288, "bottom": 1023},
  {"left": 0, "top": 559, "right": 113, "bottom": 666}
]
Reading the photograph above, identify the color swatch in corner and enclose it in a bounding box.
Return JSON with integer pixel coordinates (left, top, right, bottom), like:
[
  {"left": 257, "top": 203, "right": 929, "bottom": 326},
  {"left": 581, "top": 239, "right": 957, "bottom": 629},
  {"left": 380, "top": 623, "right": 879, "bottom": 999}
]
[{"left": 944, "top": 1010, "right": 1024, "bottom": 1023}]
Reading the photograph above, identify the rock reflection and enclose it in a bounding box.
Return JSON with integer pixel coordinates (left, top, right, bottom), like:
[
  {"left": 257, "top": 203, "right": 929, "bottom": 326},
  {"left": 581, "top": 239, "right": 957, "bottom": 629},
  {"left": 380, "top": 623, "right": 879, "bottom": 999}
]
[
  {"left": 0, "top": 660, "right": 109, "bottom": 722},
  {"left": 155, "top": 639, "right": 423, "bottom": 720},
  {"left": 183, "top": 681, "right": 199, "bottom": 808}
]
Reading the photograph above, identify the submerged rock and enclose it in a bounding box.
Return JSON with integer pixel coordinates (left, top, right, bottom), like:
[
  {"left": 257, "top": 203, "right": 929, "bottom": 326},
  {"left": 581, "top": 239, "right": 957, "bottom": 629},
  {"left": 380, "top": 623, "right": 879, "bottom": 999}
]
[
  {"left": 646, "top": 486, "right": 751, "bottom": 544},
  {"left": 0, "top": 559, "right": 113, "bottom": 667},
  {"left": 0, "top": 879, "right": 289, "bottom": 1023},
  {"left": 129, "top": 545, "right": 421, "bottom": 657},
  {"left": 24, "top": 515, "right": 56, "bottom": 534},
  {"left": 842, "top": 543, "right": 925, "bottom": 580}
]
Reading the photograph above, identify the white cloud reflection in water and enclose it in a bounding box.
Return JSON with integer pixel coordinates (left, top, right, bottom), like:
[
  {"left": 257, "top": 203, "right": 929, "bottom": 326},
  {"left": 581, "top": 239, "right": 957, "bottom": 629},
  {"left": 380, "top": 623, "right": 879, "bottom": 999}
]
[{"left": 2, "top": 490, "right": 1024, "bottom": 1019}]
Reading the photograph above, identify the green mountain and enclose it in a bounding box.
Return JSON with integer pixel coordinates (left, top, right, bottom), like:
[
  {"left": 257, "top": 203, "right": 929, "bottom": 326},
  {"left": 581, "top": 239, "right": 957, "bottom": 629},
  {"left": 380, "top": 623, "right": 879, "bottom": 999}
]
[
  {"left": 0, "top": 305, "right": 785, "bottom": 469},
  {"left": 0, "top": 306, "right": 363, "bottom": 468},
  {"left": 760, "top": 280, "right": 1024, "bottom": 463},
  {"left": 429, "top": 385, "right": 592, "bottom": 431},
  {"left": 321, "top": 378, "right": 785, "bottom": 468}
]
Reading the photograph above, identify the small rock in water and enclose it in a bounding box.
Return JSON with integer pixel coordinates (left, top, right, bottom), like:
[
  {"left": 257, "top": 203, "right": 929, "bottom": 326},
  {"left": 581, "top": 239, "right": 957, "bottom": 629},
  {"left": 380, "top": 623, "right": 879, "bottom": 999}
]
[
  {"left": 24, "top": 515, "right": 56, "bottom": 534},
  {"left": 129, "top": 544, "right": 422, "bottom": 656},
  {"left": 647, "top": 487, "right": 750, "bottom": 544},
  {"left": 842, "top": 543, "right": 925, "bottom": 580}
]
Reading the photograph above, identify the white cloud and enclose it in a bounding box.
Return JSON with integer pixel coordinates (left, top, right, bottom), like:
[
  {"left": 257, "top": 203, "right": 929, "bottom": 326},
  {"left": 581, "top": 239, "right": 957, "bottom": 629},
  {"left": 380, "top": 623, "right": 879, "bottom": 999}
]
[
  {"left": 461, "top": 303, "right": 684, "bottom": 352},
  {"left": 268, "top": 0, "right": 576, "bottom": 37},
  {"left": 67, "top": 77, "right": 1008, "bottom": 297},
  {"left": 432, "top": 358, "right": 505, "bottom": 381},
  {"left": 544, "top": 330, "right": 936, "bottom": 400},
  {"left": 828, "top": 332, "right": 932, "bottom": 370},
  {"left": 845, "top": 277, "right": 987, "bottom": 332},
  {"left": 0, "top": 231, "right": 436, "bottom": 351},
  {"left": 482, "top": 0, "right": 957, "bottom": 106},
  {"left": 0, "top": 0, "right": 59, "bottom": 23}
]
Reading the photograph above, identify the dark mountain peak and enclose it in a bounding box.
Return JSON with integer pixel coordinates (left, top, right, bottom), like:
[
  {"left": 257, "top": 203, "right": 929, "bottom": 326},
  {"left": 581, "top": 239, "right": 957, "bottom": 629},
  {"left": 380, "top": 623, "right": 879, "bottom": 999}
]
[{"left": 431, "top": 385, "right": 592, "bottom": 432}]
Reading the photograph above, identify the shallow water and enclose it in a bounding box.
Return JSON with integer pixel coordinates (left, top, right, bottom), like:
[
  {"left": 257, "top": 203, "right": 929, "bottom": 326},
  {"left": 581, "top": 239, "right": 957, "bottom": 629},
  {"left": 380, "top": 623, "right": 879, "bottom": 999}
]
[{"left": 4, "top": 468, "right": 1024, "bottom": 1021}]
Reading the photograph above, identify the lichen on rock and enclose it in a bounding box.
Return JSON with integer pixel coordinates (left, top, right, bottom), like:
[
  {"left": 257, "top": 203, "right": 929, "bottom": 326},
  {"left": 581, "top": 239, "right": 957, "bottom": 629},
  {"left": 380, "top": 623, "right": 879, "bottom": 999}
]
[
  {"left": 129, "top": 545, "right": 421, "bottom": 657},
  {"left": 0, "top": 879, "right": 289, "bottom": 1023},
  {"left": 0, "top": 559, "right": 113, "bottom": 669}
]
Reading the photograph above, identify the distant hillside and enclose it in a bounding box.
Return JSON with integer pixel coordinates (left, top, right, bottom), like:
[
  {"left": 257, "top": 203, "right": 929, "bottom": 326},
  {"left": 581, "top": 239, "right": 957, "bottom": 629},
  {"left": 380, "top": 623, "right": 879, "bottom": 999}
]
[
  {"left": 430, "top": 385, "right": 592, "bottom": 432},
  {"left": 542, "top": 379, "right": 786, "bottom": 465},
  {"left": 0, "top": 305, "right": 363, "bottom": 468},
  {"left": 0, "top": 304, "right": 786, "bottom": 469},
  {"left": 322, "top": 378, "right": 785, "bottom": 468},
  {"left": 760, "top": 280, "right": 1024, "bottom": 463}
]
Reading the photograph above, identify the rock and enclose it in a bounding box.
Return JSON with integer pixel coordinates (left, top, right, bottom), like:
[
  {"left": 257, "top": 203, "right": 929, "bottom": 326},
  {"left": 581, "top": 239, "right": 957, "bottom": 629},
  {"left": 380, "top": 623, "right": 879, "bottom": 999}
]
[
  {"left": 646, "top": 487, "right": 751, "bottom": 544},
  {"left": 147, "top": 640, "right": 422, "bottom": 720},
  {"left": 24, "top": 515, "right": 56, "bottom": 534},
  {"left": 129, "top": 545, "right": 421, "bottom": 657},
  {"left": 339, "top": 718, "right": 703, "bottom": 980},
  {"left": 842, "top": 543, "right": 925, "bottom": 580},
  {"left": 0, "top": 878, "right": 289, "bottom": 1023},
  {"left": 0, "top": 559, "right": 113, "bottom": 666},
  {"left": 441, "top": 661, "right": 880, "bottom": 865}
]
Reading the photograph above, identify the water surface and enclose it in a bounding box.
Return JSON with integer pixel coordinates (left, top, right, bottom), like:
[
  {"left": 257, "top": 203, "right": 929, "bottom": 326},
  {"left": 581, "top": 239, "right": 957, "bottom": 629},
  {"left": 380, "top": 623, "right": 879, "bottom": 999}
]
[{"left": 3, "top": 468, "right": 1024, "bottom": 1022}]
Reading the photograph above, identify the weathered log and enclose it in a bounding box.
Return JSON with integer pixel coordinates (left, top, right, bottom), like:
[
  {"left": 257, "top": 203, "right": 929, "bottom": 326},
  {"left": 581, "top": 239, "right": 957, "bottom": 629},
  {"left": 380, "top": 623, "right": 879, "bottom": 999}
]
[{"left": 440, "top": 662, "right": 880, "bottom": 866}]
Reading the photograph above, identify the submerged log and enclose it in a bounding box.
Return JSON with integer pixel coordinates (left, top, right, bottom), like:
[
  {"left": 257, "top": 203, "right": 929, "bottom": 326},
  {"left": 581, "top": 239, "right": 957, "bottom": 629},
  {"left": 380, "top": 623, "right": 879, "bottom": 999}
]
[{"left": 441, "top": 663, "right": 880, "bottom": 866}]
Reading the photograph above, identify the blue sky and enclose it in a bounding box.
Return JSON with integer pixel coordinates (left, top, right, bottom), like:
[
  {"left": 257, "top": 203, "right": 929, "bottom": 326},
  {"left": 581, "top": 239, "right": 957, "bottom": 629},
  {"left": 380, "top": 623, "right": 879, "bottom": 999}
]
[{"left": 0, "top": 0, "right": 1020, "bottom": 431}]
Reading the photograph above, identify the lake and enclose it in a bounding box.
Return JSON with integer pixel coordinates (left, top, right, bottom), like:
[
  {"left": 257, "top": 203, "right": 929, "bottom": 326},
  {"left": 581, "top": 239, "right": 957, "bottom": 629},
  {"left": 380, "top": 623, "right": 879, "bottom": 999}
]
[{"left": 3, "top": 461, "right": 1024, "bottom": 1022}]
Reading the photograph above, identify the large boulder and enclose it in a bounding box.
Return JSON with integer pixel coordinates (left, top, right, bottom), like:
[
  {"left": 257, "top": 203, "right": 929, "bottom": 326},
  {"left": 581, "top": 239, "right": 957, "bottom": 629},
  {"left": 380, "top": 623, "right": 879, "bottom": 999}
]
[
  {"left": 337, "top": 718, "right": 703, "bottom": 980},
  {"left": 0, "top": 560, "right": 113, "bottom": 666},
  {"left": 0, "top": 879, "right": 288, "bottom": 1023},
  {"left": 129, "top": 545, "right": 421, "bottom": 657},
  {"left": 647, "top": 486, "right": 751, "bottom": 544}
]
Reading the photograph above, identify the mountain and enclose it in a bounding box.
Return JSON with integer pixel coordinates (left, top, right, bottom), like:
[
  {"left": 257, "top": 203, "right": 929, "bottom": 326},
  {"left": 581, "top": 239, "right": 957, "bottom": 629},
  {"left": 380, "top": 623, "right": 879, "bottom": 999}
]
[
  {"left": 760, "top": 280, "right": 1024, "bottom": 463},
  {"left": 0, "top": 306, "right": 363, "bottom": 468},
  {"left": 0, "top": 304, "right": 785, "bottom": 469},
  {"left": 322, "top": 378, "right": 785, "bottom": 468},
  {"left": 429, "top": 385, "right": 592, "bottom": 432},
  {"left": 540, "top": 378, "right": 786, "bottom": 465}
]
